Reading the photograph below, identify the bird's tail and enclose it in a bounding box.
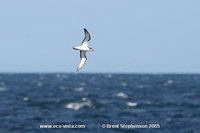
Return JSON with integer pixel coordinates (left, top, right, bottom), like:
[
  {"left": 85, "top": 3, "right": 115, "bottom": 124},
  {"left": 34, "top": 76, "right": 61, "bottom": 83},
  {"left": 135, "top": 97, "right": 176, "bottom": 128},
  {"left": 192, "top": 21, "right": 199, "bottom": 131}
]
[{"left": 73, "top": 46, "right": 79, "bottom": 50}]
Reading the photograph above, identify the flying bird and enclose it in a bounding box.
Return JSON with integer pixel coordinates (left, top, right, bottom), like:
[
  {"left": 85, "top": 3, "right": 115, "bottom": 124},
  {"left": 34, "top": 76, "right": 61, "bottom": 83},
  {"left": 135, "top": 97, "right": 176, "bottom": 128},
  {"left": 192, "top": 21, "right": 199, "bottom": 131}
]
[{"left": 73, "top": 28, "right": 94, "bottom": 72}]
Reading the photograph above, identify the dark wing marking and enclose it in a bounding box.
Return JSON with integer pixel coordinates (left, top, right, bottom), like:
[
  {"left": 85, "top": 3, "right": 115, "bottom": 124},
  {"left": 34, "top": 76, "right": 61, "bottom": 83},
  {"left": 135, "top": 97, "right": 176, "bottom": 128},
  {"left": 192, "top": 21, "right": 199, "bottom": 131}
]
[
  {"left": 77, "top": 51, "right": 87, "bottom": 72},
  {"left": 81, "top": 28, "right": 91, "bottom": 46},
  {"left": 80, "top": 51, "right": 87, "bottom": 59}
]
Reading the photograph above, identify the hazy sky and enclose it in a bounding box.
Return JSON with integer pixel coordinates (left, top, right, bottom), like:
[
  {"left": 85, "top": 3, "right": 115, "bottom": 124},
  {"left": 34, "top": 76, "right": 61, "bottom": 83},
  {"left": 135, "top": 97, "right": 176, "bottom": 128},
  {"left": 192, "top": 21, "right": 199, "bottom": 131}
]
[{"left": 0, "top": 0, "right": 199, "bottom": 73}]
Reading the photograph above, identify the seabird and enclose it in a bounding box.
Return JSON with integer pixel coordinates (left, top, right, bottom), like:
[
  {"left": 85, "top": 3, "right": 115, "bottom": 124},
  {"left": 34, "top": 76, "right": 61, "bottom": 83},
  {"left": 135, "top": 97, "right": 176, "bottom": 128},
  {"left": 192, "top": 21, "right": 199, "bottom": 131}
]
[{"left": 73, "top": 28, "right": 94, "bottom": 72}]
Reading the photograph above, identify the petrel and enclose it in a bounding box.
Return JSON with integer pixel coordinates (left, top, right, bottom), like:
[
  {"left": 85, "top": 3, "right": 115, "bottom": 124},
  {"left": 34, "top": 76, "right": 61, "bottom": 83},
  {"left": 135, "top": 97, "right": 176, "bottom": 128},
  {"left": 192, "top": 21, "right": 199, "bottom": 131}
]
[{"left": 73, "top": 28, "right": 94, "bottom": 72}]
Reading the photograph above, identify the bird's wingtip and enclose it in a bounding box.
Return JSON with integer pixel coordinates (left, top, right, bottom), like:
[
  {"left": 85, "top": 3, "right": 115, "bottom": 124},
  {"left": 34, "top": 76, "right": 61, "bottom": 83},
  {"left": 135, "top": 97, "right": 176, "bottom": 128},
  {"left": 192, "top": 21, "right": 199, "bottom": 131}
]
[{"left": 84, "top": 28, "right": 88, "bottom": 32}]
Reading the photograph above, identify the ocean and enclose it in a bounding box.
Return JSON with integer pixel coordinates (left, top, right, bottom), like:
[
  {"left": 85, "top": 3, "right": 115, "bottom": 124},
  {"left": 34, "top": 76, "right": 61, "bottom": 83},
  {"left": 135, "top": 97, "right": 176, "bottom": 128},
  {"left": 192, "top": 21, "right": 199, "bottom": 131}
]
[{"left": 0, "top": 73, "right": 199, "bottom": 133}]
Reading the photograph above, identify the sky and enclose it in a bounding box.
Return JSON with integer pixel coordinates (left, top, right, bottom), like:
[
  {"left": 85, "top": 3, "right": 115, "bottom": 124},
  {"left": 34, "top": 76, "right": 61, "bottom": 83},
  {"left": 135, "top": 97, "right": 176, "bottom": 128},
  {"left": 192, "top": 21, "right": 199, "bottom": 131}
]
[{"left": 0, "top": 0, "right": 199, "bottom": 73}]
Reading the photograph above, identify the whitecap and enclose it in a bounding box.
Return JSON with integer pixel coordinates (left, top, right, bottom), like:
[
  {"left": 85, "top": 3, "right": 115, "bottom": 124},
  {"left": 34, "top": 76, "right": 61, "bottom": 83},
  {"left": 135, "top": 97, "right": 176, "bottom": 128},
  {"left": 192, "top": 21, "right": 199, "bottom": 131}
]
[
  {"left": 96, "top": 88, "right": 101, "bottom": 91},
  {"left": 79, "top": 82, "right": 85, "bottom": 86},
  {"left": 91, "top": 77, "right": 96, "bottom": 80},
  {"left": 107, "top": 74, "right": 112, "bottom": 78},
  {"left": 121, "top": 82, "right": 127, "bottom": 87},
  {"left": 147, "top": 101, "right": 152, "bottom": 104},
  {"left": 60, "top": 86, "right": 66, "bottom": 91},
  {"left": 1, "top": 82, "right": 5, "bottom": 85},
  {"left": 193, "top": 76, "right": 198, "bottom": 80},
  {"left": 37, "top": 82, "right": 43, "bottom": 87},
  {"left": 48, "top": 92, "right": 54, "bottom": 96},
  {"left": 82, "top": 97, "right": 87, "bottom": 101},
  {"left": 165, "top": 117, "right": 171, "bottom": 122},
  {"left": 74, "top": 87, "right": 84, "bottom": 91},
  {"left": 56, "top": 74, "right": 61, "bottom": 78},
  {"left": 0, "top": 87, "right": 6, "bottom": 91},
  {"left": 66, "top": 101, "right": 92, "bottom": 110},
  {"left": 117, "top": 92, "right": 128, "bottom": 98},
  {"left": 138, "top": 85, "right": 144, "bottom": 89},
  {"left": 164, "top": 79, "right": 173, "bottom": 86},
  {"left": 39, "top": 76, "right": 44, "bottom": 80},
  {"left": 127, "top": 102, "right": 138, "bottom": 107},
  {"left": 23, "top": 97, "right": 29, "bottom": 101},
  {"left": 167, "top": 80, "right": 173, "bottom": 84},
  {"left": 23, "top": 78, "right": 27, "bottom": 82}
]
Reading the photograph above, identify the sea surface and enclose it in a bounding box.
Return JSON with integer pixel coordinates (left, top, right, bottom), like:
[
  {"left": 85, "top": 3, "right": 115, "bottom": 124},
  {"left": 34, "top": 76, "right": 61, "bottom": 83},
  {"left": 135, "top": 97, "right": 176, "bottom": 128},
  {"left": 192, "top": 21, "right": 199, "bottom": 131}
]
[{"left": 0, "top": 73, "right": 199, "bottom": 133}]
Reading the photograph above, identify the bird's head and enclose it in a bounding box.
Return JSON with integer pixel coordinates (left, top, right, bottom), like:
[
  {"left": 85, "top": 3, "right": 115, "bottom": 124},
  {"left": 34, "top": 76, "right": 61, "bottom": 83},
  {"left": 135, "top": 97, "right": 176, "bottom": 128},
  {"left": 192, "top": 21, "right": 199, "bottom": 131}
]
[{"left": 89, "top": 47, "right": 94, "bottom": 51}]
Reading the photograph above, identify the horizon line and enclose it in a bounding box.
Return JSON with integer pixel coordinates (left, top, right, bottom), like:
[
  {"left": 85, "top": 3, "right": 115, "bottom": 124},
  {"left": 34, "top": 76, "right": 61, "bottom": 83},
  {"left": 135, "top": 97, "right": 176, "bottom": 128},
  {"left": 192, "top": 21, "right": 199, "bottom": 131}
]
[{"left": 0, "top": 72, "right": 199, "bottom": 75}]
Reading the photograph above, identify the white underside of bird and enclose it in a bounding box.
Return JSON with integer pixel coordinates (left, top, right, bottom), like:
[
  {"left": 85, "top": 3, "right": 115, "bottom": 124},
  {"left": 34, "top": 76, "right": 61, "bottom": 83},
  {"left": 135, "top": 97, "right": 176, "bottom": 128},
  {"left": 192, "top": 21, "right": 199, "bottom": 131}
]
[{"left": 73, "top": 28, "right": 93, "bottom": 72}]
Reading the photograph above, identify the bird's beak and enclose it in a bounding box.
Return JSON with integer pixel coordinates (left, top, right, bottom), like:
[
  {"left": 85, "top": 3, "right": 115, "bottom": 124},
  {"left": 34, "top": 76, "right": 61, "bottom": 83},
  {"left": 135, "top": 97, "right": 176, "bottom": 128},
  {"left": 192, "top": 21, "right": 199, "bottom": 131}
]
[{"left": 92, "top": 49, "right": 94, "bottom": 51}]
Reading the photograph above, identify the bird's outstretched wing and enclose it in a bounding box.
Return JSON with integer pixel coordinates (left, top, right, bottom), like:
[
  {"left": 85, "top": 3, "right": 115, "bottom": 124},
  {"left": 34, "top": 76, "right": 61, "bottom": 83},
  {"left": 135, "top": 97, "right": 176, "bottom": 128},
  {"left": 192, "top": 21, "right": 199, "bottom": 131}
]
[
  {"left": 81, "top": 28, "right": 91, "bottom": 46},
  {"left": 77, "top": 51, "right": 87, "bottom": 72}
]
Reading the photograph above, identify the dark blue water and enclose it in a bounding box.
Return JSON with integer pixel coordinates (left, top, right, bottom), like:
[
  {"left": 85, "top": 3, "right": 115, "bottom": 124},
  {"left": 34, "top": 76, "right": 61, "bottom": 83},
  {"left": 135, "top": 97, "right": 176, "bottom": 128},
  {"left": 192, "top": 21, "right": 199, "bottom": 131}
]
[{"left": 0, "top": 74, "right": 199, "bottom": 133}]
